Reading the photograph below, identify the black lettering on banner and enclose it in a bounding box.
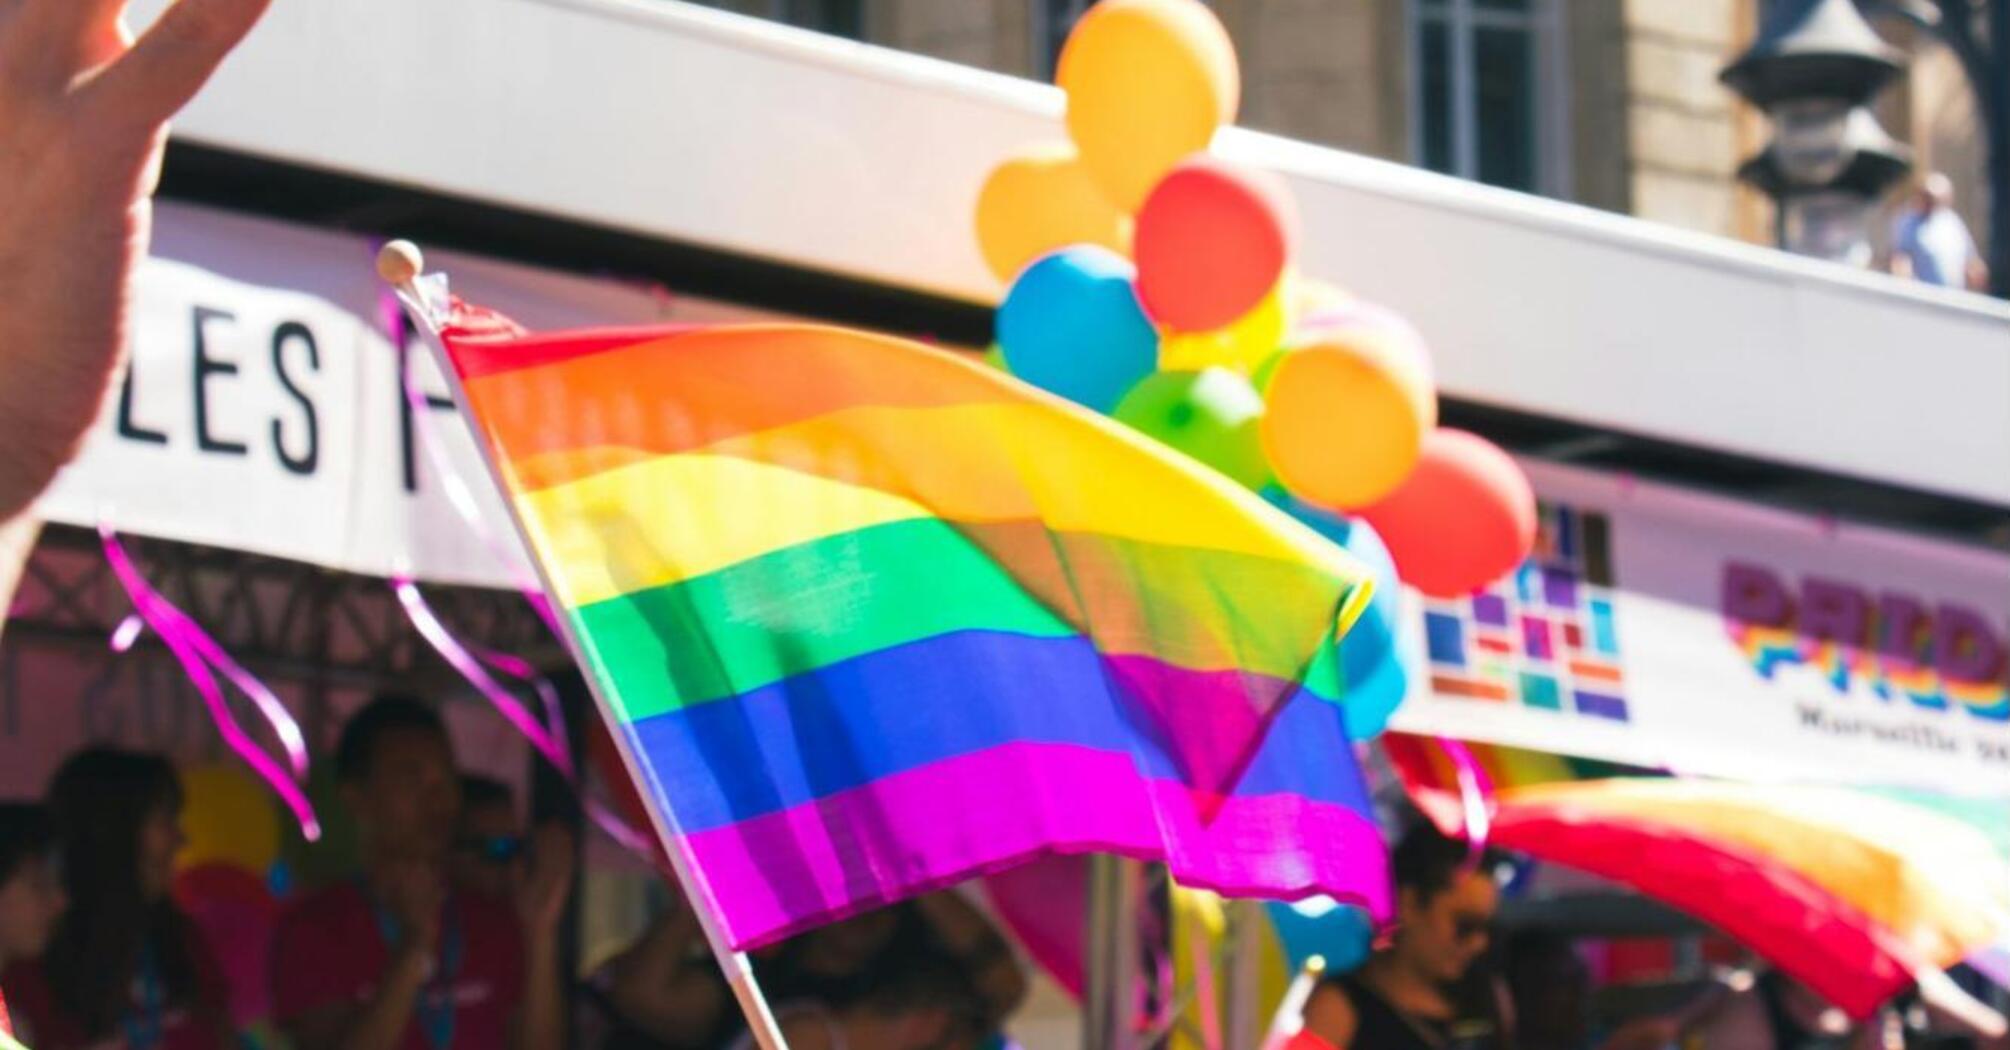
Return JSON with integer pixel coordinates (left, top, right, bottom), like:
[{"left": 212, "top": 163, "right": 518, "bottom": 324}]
[
  {"left": 192, "top": 306, "right": 248, "bottom": 456},
  {"left": 116, "top": 365, "right": 169, "bottom": 445},
  {"left": 271, "top": 321, "right": 321, "bottom": 475},
  {"left": 397, "top": 340, "right": 458, "bottom": 494}
]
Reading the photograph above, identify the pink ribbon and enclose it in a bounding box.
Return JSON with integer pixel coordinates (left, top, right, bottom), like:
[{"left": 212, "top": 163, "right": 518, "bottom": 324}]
[
  {"left": 394, "top": 576, "right": 652, "bottom": 857},
  {"left": 379, "top": 280, "right": 652, "bottom": 859},
  {"left": 1435, "top": 737, "right": 1495, "bottom": 867},
  {"left": 99, "top": 525, "right": 320, "bottom": 840},
  {"left": 378, "top": 288, "right": 563, "bottom": 640}
]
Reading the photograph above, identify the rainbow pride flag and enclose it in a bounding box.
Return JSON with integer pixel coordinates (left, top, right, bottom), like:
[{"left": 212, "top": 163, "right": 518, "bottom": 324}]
[{"left": 435, "top": 301, "right": 1390, "bottom": 947}]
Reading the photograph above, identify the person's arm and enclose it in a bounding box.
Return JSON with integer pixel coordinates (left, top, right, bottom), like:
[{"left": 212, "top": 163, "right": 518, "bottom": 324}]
[
  {"left": 0, "top": 517, "right": 39, "bottom": 638},
  {"left": 284, "top": 865, "right": 444, "bottom": 1050},
  {"left": 511, "top": 825, "right": 575, "bottom": 1050},
  {"left": 605, "top": 904, "right": 730, "bottom": 1043},
  {"left": 912, "top": 891, "right": 1028, "bottom": 1024},
  {"left": 0, "top": 0, "right": 271, "bottom": 629},
  {"left": 1299, "top": 981, "right": 1357, "bottom": 1049},
  {"left": 1968, "top": 255, "right": 1991, "bottom": 293}
]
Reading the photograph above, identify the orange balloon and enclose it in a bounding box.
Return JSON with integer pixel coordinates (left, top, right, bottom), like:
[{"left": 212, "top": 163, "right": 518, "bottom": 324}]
[
  {"left": 1361, "top": 430, "right": 1536, "bottom": 599},
  {"left": 1135, "top": 157, "right": 1296, "bottom": 330},
  {"left": 1058, "top": 0, "right": 1240, "bottom": 211},
  {"left": 974, "top": 143, "right": 1130, "bottom": 284},
  {"left": 1260, "top": 322, "right": 1436, "bottom": 510}
]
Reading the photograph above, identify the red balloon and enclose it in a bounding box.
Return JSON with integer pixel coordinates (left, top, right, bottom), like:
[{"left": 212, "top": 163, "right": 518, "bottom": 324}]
[
  {"left": 1362, "top": 430, "right": 1536, "bottom": 599},
  {"left": 173, "top": 863, "right": 278, "bottom": 1025},
  {"left": 1134, "top": 157, "right": 1296, "bottom": 331}
]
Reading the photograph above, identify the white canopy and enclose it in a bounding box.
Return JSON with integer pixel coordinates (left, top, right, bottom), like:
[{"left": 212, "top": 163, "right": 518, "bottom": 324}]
[{"left": 137, "top": 0, "right": 2010, "bottom": 508}]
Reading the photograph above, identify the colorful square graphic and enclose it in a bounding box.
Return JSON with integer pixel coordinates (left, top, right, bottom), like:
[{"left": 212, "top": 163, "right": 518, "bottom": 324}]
[{"left": 1424, "top": 504, "right": 1630, "bottom": 723}]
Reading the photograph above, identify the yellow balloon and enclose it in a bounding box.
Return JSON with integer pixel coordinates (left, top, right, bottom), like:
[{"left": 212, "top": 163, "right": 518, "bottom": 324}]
[
  {"left": 177, "top": 762, "right": 282, "bottom": 875},
  {"left": 974, "top": 143, "right": 1131, "bottom": 284},
  {"left": 1059, "top": 0, "right": 1240, "bottom": 212},
  {"left": 1261, "top": 324, "right": 1438, "bottom": 510},
  {"left": 1158, "top": 273, "right": 1291, "bottom": 374}
]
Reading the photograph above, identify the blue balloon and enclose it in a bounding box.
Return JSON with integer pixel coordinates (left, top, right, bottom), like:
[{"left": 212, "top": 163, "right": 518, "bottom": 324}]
[
  {"left": 1267, "top": 898, "right": 1375, "bottom": 975},
  {"left": 1266, "top": 489, "right": 1420, "bottom": 740},
  {"left": 996, "top": 246, "right": 1159, "bottom": 413}
]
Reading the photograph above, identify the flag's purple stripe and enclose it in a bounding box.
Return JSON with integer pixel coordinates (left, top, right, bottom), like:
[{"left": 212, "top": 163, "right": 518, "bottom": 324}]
[
  {"left": 621, "top": 629, "right": 1361, "bottom": 834},
  {"left": 680, "top": 741, "right": 1392, "bottom": 949}
]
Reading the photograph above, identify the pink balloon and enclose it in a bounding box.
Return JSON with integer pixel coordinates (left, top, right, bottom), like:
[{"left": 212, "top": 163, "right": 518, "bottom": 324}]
[{"left": 1362, "top": 430, "right": 1535, "bottom": 599}]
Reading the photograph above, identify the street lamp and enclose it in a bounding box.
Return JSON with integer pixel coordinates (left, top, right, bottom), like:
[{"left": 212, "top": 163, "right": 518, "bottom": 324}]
[{"left": 1723, "top": 0, "right": 1913, "bottom": 265}]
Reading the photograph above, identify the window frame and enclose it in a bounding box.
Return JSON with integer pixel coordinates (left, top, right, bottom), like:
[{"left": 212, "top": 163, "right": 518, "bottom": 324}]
[
  {"left": 1406, "top": 0, "right": 1574, "bottom": 198},
  {"left": 1031, "top": 0, "right": 1097, "bottom": 80}
]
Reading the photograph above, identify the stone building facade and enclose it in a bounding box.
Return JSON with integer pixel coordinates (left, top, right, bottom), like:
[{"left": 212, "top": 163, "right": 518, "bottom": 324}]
[{"left": 688, "top": 0, "right": 1986, "bottom": 259}]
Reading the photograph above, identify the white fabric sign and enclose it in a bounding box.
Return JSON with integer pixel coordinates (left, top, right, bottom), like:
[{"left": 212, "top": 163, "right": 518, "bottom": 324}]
[
  {"left": 35, "top": 202, "right": 773, "bottom": 588},
  {"left": 1389, "top": 460, "right": 2010, "bottom": 794}
]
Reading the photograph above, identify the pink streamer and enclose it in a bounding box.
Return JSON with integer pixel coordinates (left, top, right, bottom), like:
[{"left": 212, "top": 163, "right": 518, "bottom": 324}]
[
  {"left": 394, "top": 576, "right": 653, "bottom": 858},
  {"left": 99, "top": 525, "right": 320, "bottom": 841},
  {"left": 380, "top": 280, "right": 654, "bottom": 861},
  {"left": 1435, "top": 737, "right": 1495, "bottom": 867},
  {"left": 378, "top": 288, "right": 563, "bottom": 639}
]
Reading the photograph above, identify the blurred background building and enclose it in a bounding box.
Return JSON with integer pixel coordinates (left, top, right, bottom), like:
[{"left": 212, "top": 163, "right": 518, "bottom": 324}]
[{"left": 684, "top": 0, "right": 1995, "bottom": 285}]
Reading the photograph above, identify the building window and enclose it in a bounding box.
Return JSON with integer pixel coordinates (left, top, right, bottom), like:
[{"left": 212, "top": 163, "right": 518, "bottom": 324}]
[
  {"left": 1033, "top": 0, "right": 1095, "bottom": 79},
  {"left": 775, "top": 0, "right": 863, "bottom": 39},
  {"left": 1409, "top": 0, "right": 1571, "bottom": 197}
]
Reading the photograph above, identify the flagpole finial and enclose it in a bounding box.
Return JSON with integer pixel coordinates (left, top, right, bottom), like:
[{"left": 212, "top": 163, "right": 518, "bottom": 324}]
[{"left": 377, "top": 240, "right": 425, "bottom": 287}]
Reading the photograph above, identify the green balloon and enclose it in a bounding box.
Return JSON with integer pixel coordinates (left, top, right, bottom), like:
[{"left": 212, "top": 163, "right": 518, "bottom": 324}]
[
  {"left": 1250, "top": 347, "right": 1289, "bottom": 396},
  {"left": 1113, "top": 368, "right": 1272, "bottom": 491}
]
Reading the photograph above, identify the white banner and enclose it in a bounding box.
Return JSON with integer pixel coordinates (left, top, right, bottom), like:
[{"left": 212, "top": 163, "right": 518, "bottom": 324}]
[
  {"left": 1389, "top": 460, "right": 2010, "bottom": 794},
  {"left": 35, "top": 202, "right": 777, "bottom": 588}
]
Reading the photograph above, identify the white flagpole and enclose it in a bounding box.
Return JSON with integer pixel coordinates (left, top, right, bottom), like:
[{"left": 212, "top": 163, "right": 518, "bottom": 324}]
[
  {"left": 1221, "top": 899, "right": 1262, "bottom": 1050},
  {"left": 1083, "top": 854, "right": 1141, "bottom": 1050},
  {"left": 375, "top": 241, "right": 792, "bottom": 1050}
]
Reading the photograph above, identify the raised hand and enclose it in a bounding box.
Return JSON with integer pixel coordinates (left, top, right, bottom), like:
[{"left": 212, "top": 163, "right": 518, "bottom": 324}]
[
  {"left": 0, "top": 0, "right": 272, "bottom": 520},
  {"left": 515, "top": 823, "right": 576, "bottom": 939}
]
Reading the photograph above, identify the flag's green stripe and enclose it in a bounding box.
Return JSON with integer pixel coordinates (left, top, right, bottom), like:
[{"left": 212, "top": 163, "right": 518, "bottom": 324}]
[{"left": 569, "top": 517, "right": 1353, "bottom": 722}]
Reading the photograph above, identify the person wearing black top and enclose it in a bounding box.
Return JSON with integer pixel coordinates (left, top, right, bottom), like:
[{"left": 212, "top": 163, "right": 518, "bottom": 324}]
[
  {"left": 589, "top": 889, "right": 1026, "bottom": 1049},
  {"left": 1301, "top": 822, "right": 1502, "bottom": 1049}
]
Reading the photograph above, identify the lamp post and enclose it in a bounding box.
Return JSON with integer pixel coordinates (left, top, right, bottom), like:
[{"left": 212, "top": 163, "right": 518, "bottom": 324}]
[{"left": 1723, "top": 0, "right": 1914, "bottom": 267}]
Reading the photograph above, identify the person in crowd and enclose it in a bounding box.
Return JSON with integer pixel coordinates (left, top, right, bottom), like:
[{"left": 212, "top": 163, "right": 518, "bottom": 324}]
[
  {"left": 2, "top": 750, "right": 232, "bottom": 1049},
  {"left": 0, "top": 0, "right": 273, "bottom": 636},
  {"left": 0, "top": 804, "right": 65, "bottom": 1042},
  {"left": 271, "top": 696, "right": 573, "bottom": 1050},
  {"left": 1503, "top": 931, "right": 1690, "bottom": 1050},
  {"left": 1299, "top": 821, "right": 1504, "bottom": 1050},
  {"left": 723, "top": 952, "right": 988, "bottom": 1050},
  {"left": 449, "top": 775, "right": 524, "bottom": 901},
  {"left": 590, "top": 885, "right": 1027, "bottom": 1049},
  {"left": 1695, "top": 970, "right": 1902, "bottom": 1050},
  {"left": 1889, "top": 172, "right": 1991, "bottom": 293}
]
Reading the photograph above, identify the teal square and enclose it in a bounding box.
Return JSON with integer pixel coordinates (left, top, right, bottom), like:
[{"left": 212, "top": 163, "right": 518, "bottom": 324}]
[{"left": 1520, "top": 672, "right": 1563, "bottom": 710}]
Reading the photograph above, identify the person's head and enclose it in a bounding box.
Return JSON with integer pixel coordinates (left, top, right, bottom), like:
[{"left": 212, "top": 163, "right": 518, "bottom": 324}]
[
  {"left": 1916, "top": 172, "right": 1955, "bottom": 212},
  {"left": 43, "top": 750, "right": 205, "bottom": 1036},
  {"left": 337, "top": 695, "right": 461, "bottom": 866},
  {"left": 450, "top": 775, "right": 521, "bottom": 898},
  {"left": 792, "top": 905, "right": 904, "bottom": 978},
  {"left": 846, "top": 955, "right": 987, "bottom": 1050},
  {"left": 48, "top": 749, "right": 183, "bottom": 905},
  {"left": 1387, "top": 821, "right": 1501, "bottom": 986},
  {"left": 0, "top": 803, "right": 63, "bottom": 963}
]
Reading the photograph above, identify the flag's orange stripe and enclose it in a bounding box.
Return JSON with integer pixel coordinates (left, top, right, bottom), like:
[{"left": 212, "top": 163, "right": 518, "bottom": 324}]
[{"left": 457, "top": 325, "right": 1014, "bottom": 470}]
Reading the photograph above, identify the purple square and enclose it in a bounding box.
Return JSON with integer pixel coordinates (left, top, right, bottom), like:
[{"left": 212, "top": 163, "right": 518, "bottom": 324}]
[
  {"left": 1472, "top": 593, "right": 1510, "bottom": 628},
  {"left": 1574, "top": 690, "right": 1630, "bottom": 722},
  {"left": 1544, "top": 568, "right": 1579, "bottom": 609}
]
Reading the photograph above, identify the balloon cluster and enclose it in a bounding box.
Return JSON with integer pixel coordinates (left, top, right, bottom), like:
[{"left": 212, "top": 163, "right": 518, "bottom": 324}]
[{"left": 974, "top": 0, "right": 1537, "bottom": 735}]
